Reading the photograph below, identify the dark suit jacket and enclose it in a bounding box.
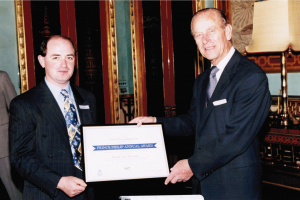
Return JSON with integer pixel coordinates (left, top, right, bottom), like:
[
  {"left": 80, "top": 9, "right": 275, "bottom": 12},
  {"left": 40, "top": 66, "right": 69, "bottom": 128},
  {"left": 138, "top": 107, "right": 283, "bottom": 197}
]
[
  {"left": 157, "top": 50, "right": 271, "bottom": 200},
  {"left": 9, "top": 80, "right": 97, "bottom": 200}
]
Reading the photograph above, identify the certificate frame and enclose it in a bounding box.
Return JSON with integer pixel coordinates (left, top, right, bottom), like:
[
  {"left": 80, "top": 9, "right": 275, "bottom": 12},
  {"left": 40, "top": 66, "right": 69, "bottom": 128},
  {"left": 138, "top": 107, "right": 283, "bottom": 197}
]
[{"left": 82, "top": 124, "right": 169, "bottom": 182}]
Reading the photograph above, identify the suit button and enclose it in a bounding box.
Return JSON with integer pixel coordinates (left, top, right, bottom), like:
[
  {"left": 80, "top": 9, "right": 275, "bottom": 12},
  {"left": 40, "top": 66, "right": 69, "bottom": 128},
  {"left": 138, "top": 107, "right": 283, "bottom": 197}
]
[
  {"left": 48, "top": 155, "right": 53, "bottom": 159},
  {"left": 198, "top": 147, "right": 201, "bottom": 150},
  {"left": 42, "top": 134, "right": 47, "bottom": 138}
]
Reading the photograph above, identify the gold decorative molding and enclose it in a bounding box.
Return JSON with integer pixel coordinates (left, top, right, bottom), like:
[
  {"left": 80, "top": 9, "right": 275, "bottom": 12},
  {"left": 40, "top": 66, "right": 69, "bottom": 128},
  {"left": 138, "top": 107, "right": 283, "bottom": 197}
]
[
  {"left": 213, "top": 0, "right": 218, "bottom": 9},
  {"left": 15, "top": 0, "right": 28, "bottom": 93},
  {"left": 263, "top": 181, "right": 300, "bottom": 192},
  {"left": 195, "top": 0, "right": 205, "bottom": 11},
  {"left": 130, "top": 1, "right": 145, "bottom": 117},
  {"left": 130, "top": 1, "right": 138, "bottom": 118},
  {"left": 195, "top": 0, "right": 205, "bottom": 75},
  {"left": 106, "top": 0, "right": 120, "bottom": 124}
]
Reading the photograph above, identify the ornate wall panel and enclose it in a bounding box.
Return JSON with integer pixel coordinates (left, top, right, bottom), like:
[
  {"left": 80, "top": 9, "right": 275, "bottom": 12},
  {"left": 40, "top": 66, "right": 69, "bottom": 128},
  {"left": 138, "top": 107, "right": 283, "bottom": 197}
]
[
  {"left": 105, "top": 0, "right": 120, "bottom": 124},
  {"left": 231, "top": 0, "right": 255, "bottom": 54},
  {"left": 130, "top": 0, "right": 138, "bottom": 117},
  {"left": 130, "top": 0, "right": 147, "bottom": 118},
  {"left": 15, "top": 0, "right": 28, "bottom": 93}
]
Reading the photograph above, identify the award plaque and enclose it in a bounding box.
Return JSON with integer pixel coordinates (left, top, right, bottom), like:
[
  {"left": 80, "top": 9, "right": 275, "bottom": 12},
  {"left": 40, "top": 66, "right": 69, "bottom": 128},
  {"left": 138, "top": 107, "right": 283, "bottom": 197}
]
[{"left": 82, "top": 124, "right": 169, "bottom": 182}]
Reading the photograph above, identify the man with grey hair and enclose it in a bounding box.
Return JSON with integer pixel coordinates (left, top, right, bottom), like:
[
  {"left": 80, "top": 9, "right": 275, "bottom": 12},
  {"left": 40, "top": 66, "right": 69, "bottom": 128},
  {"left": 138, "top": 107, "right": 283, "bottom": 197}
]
[{"left": 130, "top": 8, "right": 271, "bottom": 200}]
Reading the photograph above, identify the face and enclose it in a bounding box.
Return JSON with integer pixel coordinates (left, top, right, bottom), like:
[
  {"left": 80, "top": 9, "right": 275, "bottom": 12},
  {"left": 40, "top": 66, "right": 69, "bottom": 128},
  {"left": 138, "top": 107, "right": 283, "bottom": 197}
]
[
  {"left": 38, "top": 37, "right": 75, "bottom": 88},
  {"left": 191, "top": 11, "right": 232, "bottom": 66}
]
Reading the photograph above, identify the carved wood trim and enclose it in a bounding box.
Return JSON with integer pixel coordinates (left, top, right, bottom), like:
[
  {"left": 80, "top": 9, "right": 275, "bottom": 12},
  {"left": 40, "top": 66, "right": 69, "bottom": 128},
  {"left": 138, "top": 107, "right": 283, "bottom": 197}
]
[
  {"left": 59, "top": 1, "right": 79, "bottom": 85},
  {"left": 130, "top": 0, "right": 147, "bottom": 118},
  {"left": 130, "top": 1, "right": 138, "bottom": 118},
  {"left": 130, "top": 0, "right": 139, "bottom": 118},
  {"left": 195, "top": 0, "right": 205, "bottom": 11},
  {"left": 106, "top": 0, "right": 120, "bottom": 124},
  {"left": 215, "top": 0, "right": 231, "bottom": 24},
  {"left": 15, "top": 0, "right": 28, "bottom": 93},
  {"left": 99, "top": 1, "right": 111, "bottom": 124},
  {"left": 194, "top": 0, "right": 205, "bottom": 76},
  {"left": 161, "top": 1, "right": 176, "bottom": 114}
]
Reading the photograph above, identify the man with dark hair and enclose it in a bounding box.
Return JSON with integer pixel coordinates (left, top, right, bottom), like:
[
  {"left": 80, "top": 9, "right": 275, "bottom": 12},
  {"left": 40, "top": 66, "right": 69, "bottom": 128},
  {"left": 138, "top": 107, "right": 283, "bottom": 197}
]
[
  {"left": 10, "top": 35, "right": 97, "bottom": 200},
  {"left": 130, "top": 8, "right": 271, "bottom": 200},
  {"left": 39, "top": 35, "right": 76, "bottom": 57}
]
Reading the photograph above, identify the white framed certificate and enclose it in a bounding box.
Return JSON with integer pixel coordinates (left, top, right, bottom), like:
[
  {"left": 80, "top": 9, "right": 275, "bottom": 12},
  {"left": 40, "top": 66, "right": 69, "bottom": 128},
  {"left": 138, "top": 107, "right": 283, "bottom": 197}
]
[{"left": 82, "top": 124, "right": 169, "bottom": 182}]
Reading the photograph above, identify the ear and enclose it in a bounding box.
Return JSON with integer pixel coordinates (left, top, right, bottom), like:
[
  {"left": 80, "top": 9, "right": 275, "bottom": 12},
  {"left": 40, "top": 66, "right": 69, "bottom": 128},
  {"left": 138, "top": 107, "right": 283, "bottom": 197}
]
[
  {"left": 225, "top": 24, "right": 232, "bottom": 41},
  {"left": 38, "top": 55, "right": 45, "bottom": 68}
]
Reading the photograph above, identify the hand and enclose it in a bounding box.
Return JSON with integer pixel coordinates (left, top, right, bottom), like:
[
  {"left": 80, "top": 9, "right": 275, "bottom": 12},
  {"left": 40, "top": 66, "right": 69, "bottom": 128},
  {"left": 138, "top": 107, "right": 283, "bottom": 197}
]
[
  {"left": 129, "top": 116, "right": 156, "bottom": 127},
  {"left": 165, "top": 159, "right": 193, "bottom": 185},
  {"left": 57, "top": 176, "right": 87, "bottom": 197}
]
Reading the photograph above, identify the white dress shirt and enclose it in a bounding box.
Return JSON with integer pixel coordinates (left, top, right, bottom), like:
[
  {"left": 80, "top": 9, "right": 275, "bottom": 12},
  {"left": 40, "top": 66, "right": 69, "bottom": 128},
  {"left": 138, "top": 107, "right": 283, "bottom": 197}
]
[
  {"left": 45, "top": 77, "right": 81, "bottom": 124},
  {"left": 212, "top": 47, "right": 235, "bottom": 82}
]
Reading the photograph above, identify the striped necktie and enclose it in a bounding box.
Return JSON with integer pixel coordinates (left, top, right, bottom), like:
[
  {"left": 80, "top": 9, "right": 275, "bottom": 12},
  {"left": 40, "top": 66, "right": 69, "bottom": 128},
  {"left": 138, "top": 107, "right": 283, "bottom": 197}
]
[
  {"left": 61, "top": 89, "right": 82, "bottom": 170},
  {"left": 207, "top": 66, "right": 219, "bottom": 100}
]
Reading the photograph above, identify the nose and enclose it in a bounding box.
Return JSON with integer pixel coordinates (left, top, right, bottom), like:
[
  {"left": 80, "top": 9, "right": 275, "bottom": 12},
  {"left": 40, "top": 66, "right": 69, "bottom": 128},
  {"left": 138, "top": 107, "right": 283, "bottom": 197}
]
[
  {"left": 202, "top": 34, "right": 210, "bottom": 44},
  {"left": 61, "top": 58, "right": 67, "bottom": 67}
]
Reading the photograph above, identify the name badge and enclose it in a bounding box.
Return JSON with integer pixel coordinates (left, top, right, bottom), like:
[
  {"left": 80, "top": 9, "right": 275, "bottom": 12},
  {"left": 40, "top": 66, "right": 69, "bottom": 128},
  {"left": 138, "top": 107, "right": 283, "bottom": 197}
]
[
  {"left": 79, "top": 105, "right": 90, "bottom": 109},
  {"left": 213, "top": 99, "right": 227, "bottom": 106}
]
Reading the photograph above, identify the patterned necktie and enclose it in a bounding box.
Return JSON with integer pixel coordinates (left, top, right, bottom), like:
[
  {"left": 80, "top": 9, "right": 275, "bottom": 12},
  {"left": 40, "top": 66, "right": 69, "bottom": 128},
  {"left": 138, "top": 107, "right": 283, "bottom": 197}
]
[
  {"left": 207, "top": 66, "right": 219, "bottom": 100},
  {"left": 61, "top": 89, "right": 82, "bottom": 171}
]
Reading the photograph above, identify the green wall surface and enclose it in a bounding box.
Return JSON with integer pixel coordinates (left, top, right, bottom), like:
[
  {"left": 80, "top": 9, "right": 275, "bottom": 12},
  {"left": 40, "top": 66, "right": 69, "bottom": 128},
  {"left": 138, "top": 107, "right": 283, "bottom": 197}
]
[
  {"left": 267, "top": 73, "right": 300, "bottom": 96},
  {"left": 0, "top": 1, "right": 20, "bottom": 94},
  {"left": 115, "top": 1, "right": 134, "bottom": 95},
  {"left": 205, "top": 0, "right": 214, "bottom": 8}
]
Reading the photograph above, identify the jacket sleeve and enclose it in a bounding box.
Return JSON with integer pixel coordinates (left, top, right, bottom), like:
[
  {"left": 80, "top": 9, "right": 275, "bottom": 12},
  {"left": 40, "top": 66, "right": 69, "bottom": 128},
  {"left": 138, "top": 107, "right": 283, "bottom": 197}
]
[
  {"left": 156, "top": 76, "right": 201, "bottom": 136},
  {"left": 9, "top": 99, "right": 62, "bottom": 198},
  {"left": 1, "top": 71, "right": 17, "bottom": 109}
]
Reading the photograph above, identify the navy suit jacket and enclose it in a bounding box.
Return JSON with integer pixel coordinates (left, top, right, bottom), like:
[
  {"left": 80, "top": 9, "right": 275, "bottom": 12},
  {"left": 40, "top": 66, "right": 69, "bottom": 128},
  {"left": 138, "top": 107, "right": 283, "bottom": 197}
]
[
  {"left": 9, "top": 80, "right": 97, "bottom": 200},
  {"left": 157, "top": 50, "right": 271, "bottom": 200}
]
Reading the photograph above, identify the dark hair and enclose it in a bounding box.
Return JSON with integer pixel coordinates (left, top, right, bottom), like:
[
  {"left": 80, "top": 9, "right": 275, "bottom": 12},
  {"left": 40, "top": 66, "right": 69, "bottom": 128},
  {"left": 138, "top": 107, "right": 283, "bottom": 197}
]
[
  {"left": 39, "top": 35, "right": 76, "bottom": 57},
  {"left": 191, "top": 8, "right": 228, "bottom": 35}
]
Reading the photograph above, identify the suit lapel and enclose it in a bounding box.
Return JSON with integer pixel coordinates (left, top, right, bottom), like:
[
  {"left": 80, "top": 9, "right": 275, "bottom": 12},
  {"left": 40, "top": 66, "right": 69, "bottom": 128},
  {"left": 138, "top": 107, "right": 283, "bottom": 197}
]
[
  {"left": 36, "top": 81, "right": 70, "bottom": 150},
  {"left": 71, "top": 86, "right": 92, "bottom": 125},
  {"left": 205, "top": 70, "right": 231, "bottom": 113},
  {"left": 199, "top": 50, "right": 241, "bottom": 130},
  {"left": 199, "top": 69, "right": 210, "bottom": 124}
]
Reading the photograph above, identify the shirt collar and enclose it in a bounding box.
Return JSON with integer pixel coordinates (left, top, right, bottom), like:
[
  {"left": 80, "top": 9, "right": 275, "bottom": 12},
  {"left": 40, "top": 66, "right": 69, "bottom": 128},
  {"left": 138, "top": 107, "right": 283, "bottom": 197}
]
[
  {"left": 44, "top": 77, "right": 71, "bottom": 99},
  {"left": 211, "top": 47, "right": 235, "bottom": 81},
  {"left": 211, "top": 46, "right": 235, "bottom": 71}
]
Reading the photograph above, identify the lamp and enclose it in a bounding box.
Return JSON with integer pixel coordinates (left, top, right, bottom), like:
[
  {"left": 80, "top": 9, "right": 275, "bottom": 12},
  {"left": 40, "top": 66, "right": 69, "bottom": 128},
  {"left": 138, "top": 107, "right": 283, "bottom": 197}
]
[{"left": 245, "top": 0, "right": 300, "bottom": 127}]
